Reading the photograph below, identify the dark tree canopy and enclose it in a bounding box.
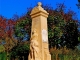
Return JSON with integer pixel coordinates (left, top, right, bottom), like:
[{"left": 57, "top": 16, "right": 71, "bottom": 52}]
[
  {"left": 0, "top": 3, "right": 80, "bottom": 53},
  {"left": 45, "top": 3, "right": 80, "bottom": 49},
  {"left": 12, "top": 3, "right": 80, "bottom": 49}
]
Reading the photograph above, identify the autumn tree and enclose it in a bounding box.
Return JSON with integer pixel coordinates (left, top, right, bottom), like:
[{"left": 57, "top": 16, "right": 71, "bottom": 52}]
[
  {"left": 12, "top": 3, "right": 80, "bottom": 49},
  {"left": 14, "top": 15, "right": 31, "bottom": 44},
  {"left": 0, "top": 2, "right": 79, "bottom": 60},
  {"left": 10, "top": 13, "right": 31, "bottom": 59},
  {"left": 0, "top": 16, "right": 17, "bottom": 56},
  {"left": 46, "top": 3, "right": 79, "bottom": 49}
]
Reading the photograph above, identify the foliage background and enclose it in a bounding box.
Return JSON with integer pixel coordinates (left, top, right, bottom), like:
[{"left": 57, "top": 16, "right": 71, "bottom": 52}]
[{"left": 0, "top": 1, "right": 80, "bottom": 60}]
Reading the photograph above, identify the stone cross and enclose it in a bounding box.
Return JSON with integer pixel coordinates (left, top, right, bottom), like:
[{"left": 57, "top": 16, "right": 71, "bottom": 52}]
[{"left": 28, "top": 2, "right": 51, "bottom": 60}]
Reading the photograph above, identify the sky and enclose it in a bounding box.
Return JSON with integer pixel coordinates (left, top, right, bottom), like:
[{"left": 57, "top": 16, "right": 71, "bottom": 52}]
[{"left": 0, "top": 0, "right": 80, "bottom": 20}]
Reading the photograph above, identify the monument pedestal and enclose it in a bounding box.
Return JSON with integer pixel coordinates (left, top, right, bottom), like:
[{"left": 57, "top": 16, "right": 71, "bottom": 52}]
[{"left": 28, "top": 2, "right": 51, "bottom": 60}]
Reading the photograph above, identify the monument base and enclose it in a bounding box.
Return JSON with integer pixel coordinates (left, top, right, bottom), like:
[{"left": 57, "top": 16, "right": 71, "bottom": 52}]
[{"left": 46, "top": 54, "right": 51, "bottom": 60}]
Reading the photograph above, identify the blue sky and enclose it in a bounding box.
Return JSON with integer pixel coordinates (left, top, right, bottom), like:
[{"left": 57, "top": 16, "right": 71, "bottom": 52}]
[{"left": 0, "top": 0, "right": 80, "bottom": 20}]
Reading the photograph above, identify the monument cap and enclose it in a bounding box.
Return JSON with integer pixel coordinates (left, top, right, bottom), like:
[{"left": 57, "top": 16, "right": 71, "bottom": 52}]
[
  {"left": 38, "top": 2, "right": 42, "bottom": 6},
  {"left": 30, "top": 2, "right": 49, "bottom": 18}
]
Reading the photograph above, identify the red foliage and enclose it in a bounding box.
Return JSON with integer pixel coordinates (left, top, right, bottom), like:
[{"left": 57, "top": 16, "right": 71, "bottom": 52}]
[
  {"left": 0, "top": 17, "right": 6, "bottom": 38},
  {"left": 7, "top": 19, "right": 15, "bottom": 26},
  {"left": 0, "top": 18, "right": 6, "bottom": 30},
  {"left": 6, "top": 29, "right": 13, "bottom": 38},
  {"left": 6, "top": 19, "right": 15, "bottom": 38},
  {"left": 63, "top": 10, "right": 77, "bottom": 22},
  {"left": 0, "top": 17, "right": 15, "bottom": 38}
]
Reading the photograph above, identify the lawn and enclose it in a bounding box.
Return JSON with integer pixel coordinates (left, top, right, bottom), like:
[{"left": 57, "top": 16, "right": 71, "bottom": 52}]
[{"left": 0, "top": 52, "right": 7, "bottom": 60}]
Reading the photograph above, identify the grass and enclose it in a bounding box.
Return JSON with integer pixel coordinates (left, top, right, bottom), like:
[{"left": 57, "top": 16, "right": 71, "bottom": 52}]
[
  {"left": 51, "top": 53, "right": 80, "bottom": 60},
  {"left": 50, "top": 46, "right": 80, "bottom": 60},
  {"left": 0, "top": 47, "right": 80, "bottom": 60},
  {"left": 0, "top": 52, "right": 7, "bottom": 60}
]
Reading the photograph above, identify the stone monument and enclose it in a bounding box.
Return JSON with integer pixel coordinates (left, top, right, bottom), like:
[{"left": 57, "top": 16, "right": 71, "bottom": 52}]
[{"left": 28, "top": 2, "right": 51, "bottom": 60}]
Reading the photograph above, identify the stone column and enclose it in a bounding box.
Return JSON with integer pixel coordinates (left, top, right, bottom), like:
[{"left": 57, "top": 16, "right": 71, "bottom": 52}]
[{"left": 28, "top": 2, "right": 51, "bottom": 60}]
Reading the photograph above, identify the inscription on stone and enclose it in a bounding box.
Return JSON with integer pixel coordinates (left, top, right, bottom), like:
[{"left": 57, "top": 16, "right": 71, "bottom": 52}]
[{"left": 42, "top": 29, "right": 48, "bottom": 42}]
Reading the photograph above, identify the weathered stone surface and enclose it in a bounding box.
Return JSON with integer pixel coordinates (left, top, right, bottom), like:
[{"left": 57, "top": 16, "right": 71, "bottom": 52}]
[{"left": 28, "top": 2, "right": 51, "bottom": 60}]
